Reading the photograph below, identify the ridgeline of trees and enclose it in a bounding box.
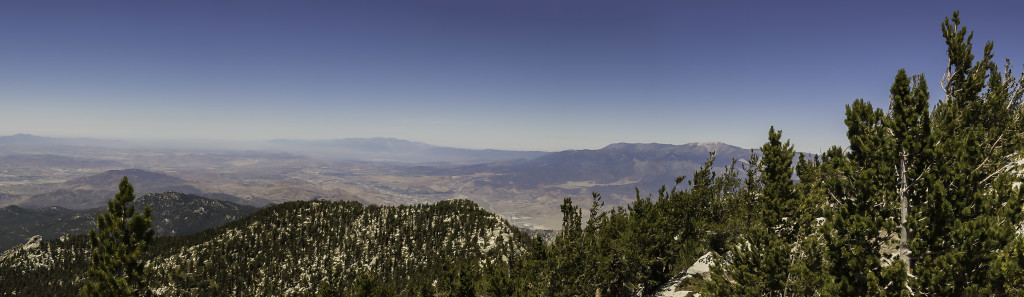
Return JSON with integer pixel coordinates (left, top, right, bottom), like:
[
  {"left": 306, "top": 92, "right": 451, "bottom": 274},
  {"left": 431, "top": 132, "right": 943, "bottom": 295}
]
[{"left": 2, "top": 198, "right": 539, "bottom": 296}]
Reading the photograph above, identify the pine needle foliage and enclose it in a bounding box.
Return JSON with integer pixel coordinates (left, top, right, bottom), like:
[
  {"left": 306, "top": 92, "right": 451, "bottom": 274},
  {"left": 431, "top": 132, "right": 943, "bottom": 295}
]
[{"left": 80, "top": 177, "right": 155, "bottom": 297}]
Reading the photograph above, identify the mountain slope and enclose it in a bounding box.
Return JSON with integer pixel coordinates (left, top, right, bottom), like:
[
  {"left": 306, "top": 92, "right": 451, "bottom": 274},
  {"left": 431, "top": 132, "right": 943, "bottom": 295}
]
[
  {"left": 0, "top": 199, "right": 532, "bottom": 296},
  {"left": 0, "top": 192, "right": 258, "bottom": 251},
  {"left": 0, "top": 205, "right": 94, "bottom": 252},
  {"left": 135, "top": 192, "right": 260, "bottom": 236}
]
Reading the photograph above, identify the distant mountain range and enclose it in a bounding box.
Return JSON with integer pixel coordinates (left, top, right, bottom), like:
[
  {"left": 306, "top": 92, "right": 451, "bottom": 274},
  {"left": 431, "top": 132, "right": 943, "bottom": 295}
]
[
  {"left": 0, "top": 134, "right": 122, "bottom": 155},
  {"left": 502, "top": 142, "right": 754, "bottom": 189},
  {"left": 1, "top": 134, "right": 549, "bottom": 164},
  {"left": 0, "top": 192, "right": 258, "bottom": 251},
  {"left": 0, "top": 133, "right": 768, "bottom": 228},
  {"left": 267, "top": 137, "right": 549, "bottom": 164},
  {"left": 425, "top": 142, "right": 759, "bottom": 209},
  {"left": 1, "top": 134, "right": 752, "bottom": 169},
  {"left": 0, "top": 134, "right": 79, "bottom": 145}
]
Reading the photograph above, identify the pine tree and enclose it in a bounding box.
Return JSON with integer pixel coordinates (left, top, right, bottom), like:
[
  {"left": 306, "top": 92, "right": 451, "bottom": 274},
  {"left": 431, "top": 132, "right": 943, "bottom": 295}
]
[
  {"left": 823, "top": 98, "right": 894, "bottom": 296},
  {"left": 817, "top": 70, "right": 931, "bottom": 296},
  {"left": 914, "top": 11, "right": 1024, "bottom": 295},
  {"left": 786, "top": 151, "right": 840, "bottom": 296},
  {"left": 761, "top": 126, "right": 797, "bottom": 236},
  {"left": 80, "top": 176, "right": 155, "bottom": 297},
  {"left": 548, "top": 197, "right": 588, "bottom": 296},
  {"left": 884, "top": 68, "right": 931, "bottom": 280},
  {"left": 706, "top": 127, "right": 797, "bottom": 296}
]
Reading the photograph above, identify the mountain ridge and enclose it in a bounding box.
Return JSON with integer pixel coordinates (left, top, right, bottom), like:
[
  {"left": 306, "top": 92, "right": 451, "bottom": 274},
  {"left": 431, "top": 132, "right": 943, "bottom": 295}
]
[
  {"left": 0, "top": 199, "right": 531, "bottom": 296},
  {"left": 0, "top": 191, "right": 258, "bottom": 251}
]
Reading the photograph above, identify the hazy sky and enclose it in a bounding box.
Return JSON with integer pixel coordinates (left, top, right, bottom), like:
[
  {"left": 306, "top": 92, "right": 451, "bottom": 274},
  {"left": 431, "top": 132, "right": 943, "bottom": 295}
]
[{"left": 2, "top": 1, "right": 1022, "bottom": 152}]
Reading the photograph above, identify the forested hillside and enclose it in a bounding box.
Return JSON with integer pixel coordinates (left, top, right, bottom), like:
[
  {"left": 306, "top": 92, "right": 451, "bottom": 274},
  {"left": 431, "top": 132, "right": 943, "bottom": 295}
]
[{"left": 0, "top": 199, "right": 537, "bottom": 296}]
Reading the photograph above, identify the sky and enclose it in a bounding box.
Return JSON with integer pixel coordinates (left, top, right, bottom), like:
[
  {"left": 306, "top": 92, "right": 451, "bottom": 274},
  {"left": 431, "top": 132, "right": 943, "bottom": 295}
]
[{"left": 1, "top": 1, "right": 1022, "bottom": 152}]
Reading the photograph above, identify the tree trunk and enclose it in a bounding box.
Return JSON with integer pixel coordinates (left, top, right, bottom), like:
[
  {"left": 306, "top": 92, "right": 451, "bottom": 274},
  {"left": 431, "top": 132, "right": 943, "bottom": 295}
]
[{"left": 898, "top": 150, "right": 911, "bottom": 273}]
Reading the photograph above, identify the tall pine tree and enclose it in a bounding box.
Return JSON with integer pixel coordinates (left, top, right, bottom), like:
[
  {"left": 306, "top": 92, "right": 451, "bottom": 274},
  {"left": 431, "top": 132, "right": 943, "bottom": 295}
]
[
  {"left": 80, "top": 177, "right": 155, "bottom": 297},
  {"left": 884, "top": 69, "right": 931, "bottom": 278},
  {"left": 706, "top": 126, "right": 797, "bottom": 296},
  {"left": 761, "top": 126, "right": 797, "bottom": 239},
  {"left": 915, "top": 11, "right": 1024, "bottom": 295}
]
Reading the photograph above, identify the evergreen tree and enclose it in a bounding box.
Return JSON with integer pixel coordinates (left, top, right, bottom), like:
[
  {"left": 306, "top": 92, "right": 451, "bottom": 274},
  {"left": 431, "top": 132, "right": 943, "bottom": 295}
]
[
  {"left": 706, "top": 127, "right": 797, "bottom": 296},
  {"left": 786, "top": 151, "right": 836, "bottom": 296},
  {"left": 813, "top": 11, "right": 1024, "bottom": 296},
  {"left": 548, "top": 197, "right": 588, "bottom": 296},
  {"left": 884, "top": 68, "right": 931, "bottom": 279},
  {"left": 826, "top": 98, "right": 893, "bottom": 296},
  {"left": 80, "top": 176, "right": 155, "bottom": 297},
  {"left": 760, "top": 126, "right": 797, "bottom": 235},
  {"left": 915, "top": 11, "right": 1024, "bottom": 295}
]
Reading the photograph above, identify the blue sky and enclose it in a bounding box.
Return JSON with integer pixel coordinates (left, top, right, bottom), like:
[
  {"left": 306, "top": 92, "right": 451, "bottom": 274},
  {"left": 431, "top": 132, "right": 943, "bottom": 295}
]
[{"left": 1, "top": 1, "right": 1022, "bottom": 152}]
